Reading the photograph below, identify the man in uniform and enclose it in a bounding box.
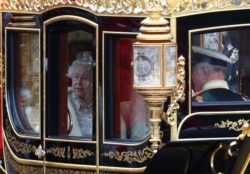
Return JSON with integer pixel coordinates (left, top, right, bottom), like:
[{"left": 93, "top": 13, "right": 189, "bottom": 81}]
[{"left": 191, "top": 45, "right": 247, "bottom": 102}]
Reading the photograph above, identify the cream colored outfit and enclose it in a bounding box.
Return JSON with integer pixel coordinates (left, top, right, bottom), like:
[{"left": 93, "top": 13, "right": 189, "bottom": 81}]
[{"left": 68, "top": 88, "right": 92, "bottom": 138}]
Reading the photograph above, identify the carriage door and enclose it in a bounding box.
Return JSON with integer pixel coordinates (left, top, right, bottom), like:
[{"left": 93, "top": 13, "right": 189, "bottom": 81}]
[
  {"left": 43, "top": 13, "right": 99, "bottom": 172},
  {"left": 3, "top": 13, "right": 44, "bottom": 173}
]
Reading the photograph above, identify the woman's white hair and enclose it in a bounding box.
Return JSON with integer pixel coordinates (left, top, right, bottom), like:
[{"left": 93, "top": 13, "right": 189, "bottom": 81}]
[{"left": 67, "top": 51, "right": 95, "bottom": 78}]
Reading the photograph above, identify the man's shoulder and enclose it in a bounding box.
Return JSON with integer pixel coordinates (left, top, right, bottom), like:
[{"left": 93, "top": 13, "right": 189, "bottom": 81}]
[{"left": 192, "top": 88, "right": 246, "bottom": 102}]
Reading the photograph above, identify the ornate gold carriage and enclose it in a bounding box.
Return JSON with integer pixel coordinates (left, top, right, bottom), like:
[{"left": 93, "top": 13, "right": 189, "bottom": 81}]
[{"left": 0, "top": 0, "right": 250, "bottom": 173}]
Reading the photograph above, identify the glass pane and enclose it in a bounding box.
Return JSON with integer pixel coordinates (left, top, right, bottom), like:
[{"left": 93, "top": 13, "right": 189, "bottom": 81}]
[
  {"left": 19, "top": 33, "right": 40, "bottom": 132},
  {"left": 184, "top": 26, "right": 250, "bottom": 138},
  {"left": 45, "top": 19, "right": 96, "bottom": 140},
  {"left": 6, "top": 29, "right": 40, "bottom": 134},
  {"left": 103, "top": 32, "right": 150, "bottom": 141}
]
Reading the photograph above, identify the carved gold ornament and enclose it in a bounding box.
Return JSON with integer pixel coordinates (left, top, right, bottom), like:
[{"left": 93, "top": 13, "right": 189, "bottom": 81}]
[
  {"left": 214, "top": 119, "right": 249, "bottom": 131},
  {"left": 0, "top": 0, "right": 249, "bottom": 17},
  {"left": 165, "top": 55, "right": 186, "bottom": 126},
  {"left": 101, "top": 146, "right": 154, "bottom": 163}
]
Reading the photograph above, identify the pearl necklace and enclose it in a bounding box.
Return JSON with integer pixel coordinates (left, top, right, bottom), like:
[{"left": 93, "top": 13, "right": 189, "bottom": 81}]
[{"left": 73, "top": 94, "right": 93, "bottom": 112}]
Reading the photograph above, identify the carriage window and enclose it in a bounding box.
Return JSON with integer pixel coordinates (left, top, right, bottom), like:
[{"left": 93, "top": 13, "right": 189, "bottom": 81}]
[
  {"left": 45, "top": 19, "right": 97, "bottom": 139},
  {"left": 177, "top": 26, "right": 250, "bottom": 139},
  {"left": 190, "top": 26, "right": 250, "bottom": 111},
  {"left": 103, "top": 32, "right": 150, "bottom": 140},
  {"left": 6, "top": 29, "right": 40, "bottom": 134}
]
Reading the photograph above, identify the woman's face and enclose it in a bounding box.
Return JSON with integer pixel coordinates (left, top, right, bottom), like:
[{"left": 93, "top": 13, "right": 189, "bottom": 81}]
[{"left": 72, "top": 64, "right": 93, "bottom": 101}]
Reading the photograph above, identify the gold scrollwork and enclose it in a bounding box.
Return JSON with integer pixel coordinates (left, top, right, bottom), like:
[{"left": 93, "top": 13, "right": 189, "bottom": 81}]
[
  {"left": 5, "top": 119, "right": 94, "bottom": 160},
  {"left": 101, "top": 146, "right": 154, "bottom": 163},
  {"left": 0, "top": 0, "right": 249, "bottom": 16},
  {"left": 238, "top": 122, "right": 250, "bottom": 140},
  {"left": 49, "top": 146, "right": 66, "bottom": 158},
  {"left": 5, "top": 119, "right": 38, "bottom": 154},
  {"left": 214, "top": 119, "right": 249, "bottom": 131},
  {"left": 5, "top": 147, "right": 43, "bottom": 173},
  {"left": 72, "top": 148, "right": 94, "bottom": 159},
  {"left": 164, "top": 55, "right": 185, "bottom": 126}
]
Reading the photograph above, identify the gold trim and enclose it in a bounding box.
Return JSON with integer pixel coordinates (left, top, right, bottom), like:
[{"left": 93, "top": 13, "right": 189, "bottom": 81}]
[
  {"left": 4, "top": 119, "right": 39, "bottom": 154},
  {"left": 3, "top": 131, "right": 43, "bottom": 165},
  {"left": 164, "top": 55, "right": 185, "bottom": 124},
  {"left": 4, "top": 27, "right": 42, "bottom": 139},
  {"left": 234, "top": 123, "right": 250, "bottom": 173},
  {"left": 0, "top": 165, "right": 6, "bottom": 174},
  {"left": 227, "top": 140, "right": 237, "bottom": 157},
  {"left": 7, "top": 22, "right": 36, "bottom": 28},
  {"left": 101, "top": 146, "right": 154, "bottom": 163},
  {"left": 4, "top": 133, "right": 146, "bottom": 173},
  {"left": 72, "top": 147, "right": 94, "bottom": 159},
  {"left": 227, "top": 123, "right": 250, "bottom": 174},
  {"left": 214, "top": 119, "right": 249, "bottom": 131},
  {"left": 4, "top": 148, "right": 43, "bottom": 173},
  {"left": 0, "top": 0, "right": 249, "bottom": 18},
  {"left": 177, "top": 111, "right": 250, "bottom": 138},
  {"left": 5, "top": 118, "right": 95, "bottom": 160},
  {"left": 239, "top": 124, "right": 250, "bottom": 173}
]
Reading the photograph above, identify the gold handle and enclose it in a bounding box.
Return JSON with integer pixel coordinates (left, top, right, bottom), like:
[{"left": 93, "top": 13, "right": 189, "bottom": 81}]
[{"left": 210, "top": 143, "right": 224, "bottom": 174}]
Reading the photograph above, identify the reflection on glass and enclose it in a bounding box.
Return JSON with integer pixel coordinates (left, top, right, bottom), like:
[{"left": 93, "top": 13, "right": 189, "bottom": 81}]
[
  {"left": 104, "top": 33, "right": 149, "bottom": 141},
  {"left": 67, "top": 51, "right": 94, "bottom": 138},
  {"left": 165, "top": 46, "right": 177, "bottom": 86},
  {"left": 19, "top": 33, "right": 40, "bottom": 132},
  {"left": 202, "top": 32, "right": 221, "bottom": 51},
  {"left": 128, "top": 89, "right": 150, "bottom": 140}
]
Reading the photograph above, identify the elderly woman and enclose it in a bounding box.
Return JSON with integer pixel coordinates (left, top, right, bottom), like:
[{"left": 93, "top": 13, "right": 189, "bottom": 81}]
[{"left": 67, "top": 51, "right": 95, "bottom": 138}]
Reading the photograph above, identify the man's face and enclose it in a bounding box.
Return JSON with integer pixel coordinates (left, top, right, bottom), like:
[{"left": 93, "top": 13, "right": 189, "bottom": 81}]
[
  {"left": 72, "top": 64, "right": 93, "bottom": 100},
  {"left": 191, "top": 64, "right": 207, "bottom": 92}
]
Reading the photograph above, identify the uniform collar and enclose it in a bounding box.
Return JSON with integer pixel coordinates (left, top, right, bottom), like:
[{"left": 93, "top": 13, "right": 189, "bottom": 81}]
[
  {"left": 192, "top": 80, "right": 229, "bottom": 100},
  {"left": 202, "top": 80, "right": 229, "bottom": 91}
]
